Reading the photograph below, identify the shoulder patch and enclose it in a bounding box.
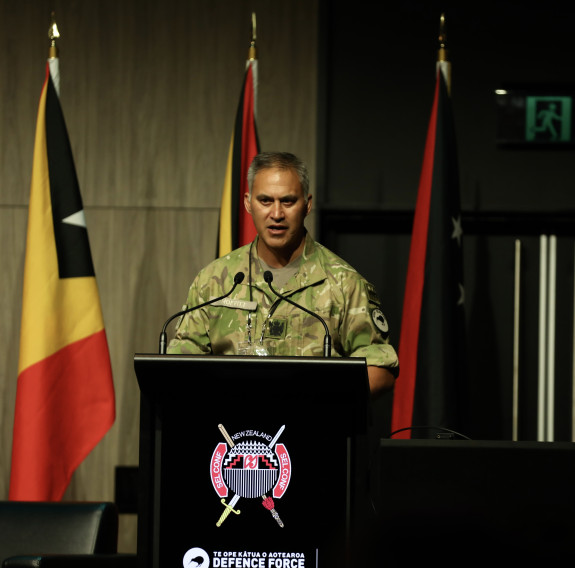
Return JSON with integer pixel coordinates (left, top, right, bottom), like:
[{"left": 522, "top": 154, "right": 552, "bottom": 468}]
[
  {"left": 366, "top": 282, "right": 382, "bottom": 306},
  {"left": 371, "top": 308, "right": 389, "bottom": 336}
]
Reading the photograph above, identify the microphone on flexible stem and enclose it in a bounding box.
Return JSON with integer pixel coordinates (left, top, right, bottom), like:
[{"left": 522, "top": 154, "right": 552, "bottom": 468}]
[
  {"left": 263, "top": 270, "right": 332, "bottom": 357},
  {"left": 159, "top": 271, "right": 245, "bottom": 354}
]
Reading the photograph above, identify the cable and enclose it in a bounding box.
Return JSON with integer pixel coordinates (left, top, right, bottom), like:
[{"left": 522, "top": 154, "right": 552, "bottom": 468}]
[{"left": 388, "top": 425, "right": 472, "bottom": 440}]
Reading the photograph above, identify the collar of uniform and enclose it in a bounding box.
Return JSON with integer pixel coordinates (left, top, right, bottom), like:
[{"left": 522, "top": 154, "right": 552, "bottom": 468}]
[
  {"left": 249, "top": 233, "right": 327, "bottom": 294},
  {"left": 294, "top": 233, "right": 328, "bottom": 289}
]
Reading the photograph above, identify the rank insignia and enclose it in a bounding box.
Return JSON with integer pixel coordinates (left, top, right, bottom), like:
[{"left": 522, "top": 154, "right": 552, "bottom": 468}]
[
  {"left": 366, "top": 283, "right": 382, "bottom": 306},
  {"left": 266, "top": 317, "right": 287, "bottom": 339}
]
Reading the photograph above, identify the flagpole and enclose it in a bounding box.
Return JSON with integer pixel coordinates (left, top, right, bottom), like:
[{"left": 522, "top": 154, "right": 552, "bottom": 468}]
[
  {"left": 249, "top": 12, "right": 258, "bottom": 117},
  {"left": 48, "top": 12, "right": 59, "bottom": 58},
  {"left": 48, "top": 12, "right": 60, "bottom": 95},
  {"left": 249, "top": 12, "right": 257, "bottom": 60}
]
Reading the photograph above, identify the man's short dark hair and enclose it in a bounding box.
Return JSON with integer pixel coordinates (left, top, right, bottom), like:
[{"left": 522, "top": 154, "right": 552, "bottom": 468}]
[{"left": 247, "top": 152, "right": 309, "bottom": 197}]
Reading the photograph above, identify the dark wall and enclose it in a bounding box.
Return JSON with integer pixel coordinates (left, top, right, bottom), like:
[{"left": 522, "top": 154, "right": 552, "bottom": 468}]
[
  {"left": 318, "top": 0, "right": 575, "bottom": 441},
  {"left": 319, "top": 0, "right": 575, "bottom": 211}
]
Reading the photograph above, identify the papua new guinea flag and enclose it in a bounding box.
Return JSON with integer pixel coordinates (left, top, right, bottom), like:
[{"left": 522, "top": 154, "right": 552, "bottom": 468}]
[
  {"left": 391, "top": 68, "right": 467, "bottom": 439},
  {"left": 217, "top": 60, "right": 260, "bottom": 257}
]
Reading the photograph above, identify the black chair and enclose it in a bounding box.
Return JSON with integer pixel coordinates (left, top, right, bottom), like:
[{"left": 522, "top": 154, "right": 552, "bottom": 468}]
[{"left": 0, "top": 501, "right": 137, "bottom": 567}]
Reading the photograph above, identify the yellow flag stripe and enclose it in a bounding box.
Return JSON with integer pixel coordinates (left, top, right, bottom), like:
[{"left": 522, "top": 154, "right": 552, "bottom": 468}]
[{"left": 218, "top": 135, "right": 234, "bottom": 257}]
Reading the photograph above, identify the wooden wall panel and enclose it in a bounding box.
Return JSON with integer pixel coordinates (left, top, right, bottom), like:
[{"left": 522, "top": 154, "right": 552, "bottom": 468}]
[
  {"left": 0, "top": 210, "right": 27, "bottom": 498},
  {"left": 0, "top": 0, "right": 318, "bottom": 554}
]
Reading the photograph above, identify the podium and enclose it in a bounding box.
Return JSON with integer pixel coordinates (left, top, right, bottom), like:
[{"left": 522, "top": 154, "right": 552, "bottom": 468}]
[{"left": 134, "top": 354, "right": 371, "bottom": 568}]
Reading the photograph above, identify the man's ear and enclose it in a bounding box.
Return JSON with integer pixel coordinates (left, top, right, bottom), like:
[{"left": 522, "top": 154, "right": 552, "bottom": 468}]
[
  {"left": 244, "top": 192, "right": 252, "bottom": 214},
  {"left": 305, "top": 194, "right": 313, "bottom": 217}
]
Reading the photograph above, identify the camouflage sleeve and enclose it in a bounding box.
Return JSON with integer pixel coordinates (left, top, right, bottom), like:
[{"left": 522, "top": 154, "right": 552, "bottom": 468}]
[
  {"left": 338, "top": 276, "right": 399, "bottom": 376},
  {"left": 166, "top": 274, "right": 212, "bottom": 355}
]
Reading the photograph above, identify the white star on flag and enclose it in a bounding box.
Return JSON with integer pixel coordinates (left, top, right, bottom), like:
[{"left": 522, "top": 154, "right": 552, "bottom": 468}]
[
  {"left": 62, "top": 210, "right": 87, "bottom": 228},
  {"left": 451, "top": 214, "right": 462, "bottom": 246},
  {"left": 457, "top": 282, "right": 465, "bottom": 306}
]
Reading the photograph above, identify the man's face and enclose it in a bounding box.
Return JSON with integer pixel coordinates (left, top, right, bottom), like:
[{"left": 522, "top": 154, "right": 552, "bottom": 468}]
[{"left": 244, "top": 167, "right": 312, "bottom": 260}]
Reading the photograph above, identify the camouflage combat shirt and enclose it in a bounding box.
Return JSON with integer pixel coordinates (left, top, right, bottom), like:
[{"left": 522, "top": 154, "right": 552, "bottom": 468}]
[{"left": 167, "top": 233, "right": 399, "bottom": 374}]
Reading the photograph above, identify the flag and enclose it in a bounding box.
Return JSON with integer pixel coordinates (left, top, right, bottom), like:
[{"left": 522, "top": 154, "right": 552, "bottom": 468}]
[
  {"left": 9, "top": 55, "right": 115, "bottom": 500},
  {"left": 217, "top": 20, "right": 261, "bottom": 257},
  {"left": 391, "top": 61, "right": 466, "bottom": 439}
]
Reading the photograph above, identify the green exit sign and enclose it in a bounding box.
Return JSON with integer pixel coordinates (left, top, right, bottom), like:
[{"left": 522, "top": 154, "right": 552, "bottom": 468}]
[{"left": 496, "top": 87, "right": 575, "bottom": 147}]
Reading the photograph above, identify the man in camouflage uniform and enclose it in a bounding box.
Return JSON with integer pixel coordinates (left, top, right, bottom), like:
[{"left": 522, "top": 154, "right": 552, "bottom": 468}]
[{"left": 167, "top": 152, "right": 399, "bottom": 396}]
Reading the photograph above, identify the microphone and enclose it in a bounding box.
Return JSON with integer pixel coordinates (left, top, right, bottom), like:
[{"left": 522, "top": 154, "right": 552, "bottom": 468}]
[
  {"left": 159, "top": 271, "right": 245, "bottom": 354},
  {"left": 263, "top": 270, "right": 332, "bottom": 357}
]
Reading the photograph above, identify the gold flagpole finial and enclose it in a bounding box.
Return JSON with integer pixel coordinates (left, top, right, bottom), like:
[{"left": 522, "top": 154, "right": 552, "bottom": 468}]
[
  {"left": 437, "top": 12, "right": 451, "bottom": 94},
  {"left": 48, "top": 11, "right": 60, "bottom": 59},
  {"left": 248, "top": 12, "right": 257, "bottom": 60},
  {"left": 437, "top": 12, "right": 448, "bottom": 62}
]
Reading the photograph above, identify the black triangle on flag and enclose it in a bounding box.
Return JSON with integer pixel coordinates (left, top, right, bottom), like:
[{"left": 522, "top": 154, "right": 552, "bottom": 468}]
[{"left": 45, "top": 73, "right": 95, "bottom": 279}]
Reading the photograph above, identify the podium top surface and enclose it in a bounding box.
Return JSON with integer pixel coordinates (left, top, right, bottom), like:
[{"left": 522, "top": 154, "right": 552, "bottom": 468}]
[
  {"left": 135, "top": 353, "right": 367, "bottom": 370},
  {"left": 134, "top": 353, "right": 367, "bottom": 386},
  {"left": 134, "top": 353, "right": 370, "bottom": 430},
  {"left": 134, "top": 353, "right": 368, "bottom": 393}
]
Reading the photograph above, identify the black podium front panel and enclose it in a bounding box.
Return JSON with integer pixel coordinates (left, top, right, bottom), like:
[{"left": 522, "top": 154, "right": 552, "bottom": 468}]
[{"left": 134, "top": 354, "right": 370, "bottom": 568}]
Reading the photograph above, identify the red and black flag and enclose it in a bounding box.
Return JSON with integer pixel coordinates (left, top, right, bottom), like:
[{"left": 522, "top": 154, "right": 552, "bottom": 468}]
[
  {"left": 391, "top": 48, "right": 466, "bottom": 439},
  {"left": 10, "top": 36, "right": 115, "bottom": 500},
  {"left": 218, "top": 14, "right": 261, "bottom": 257}
]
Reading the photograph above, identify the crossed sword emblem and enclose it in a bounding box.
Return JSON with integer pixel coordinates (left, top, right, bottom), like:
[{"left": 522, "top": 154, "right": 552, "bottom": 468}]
[{"left": 216, "top": 423, "right": 285, "bottom": 528}]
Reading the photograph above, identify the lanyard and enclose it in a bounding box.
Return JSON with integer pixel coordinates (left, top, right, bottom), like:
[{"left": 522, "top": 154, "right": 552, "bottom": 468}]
[{"left": 246, "top": 240, "right": 281, "bottom": 349}]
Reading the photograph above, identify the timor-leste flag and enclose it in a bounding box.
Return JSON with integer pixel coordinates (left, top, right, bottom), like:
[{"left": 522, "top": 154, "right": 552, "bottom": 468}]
[
  {"left": 391, "top": 67, "right": 466, "bottom": 439},
  {"left": 217, "top": 59, "right": 260, "bottom": 257},
  {"left": 9, "top": 61, "right": 115, "bottom": 500}
]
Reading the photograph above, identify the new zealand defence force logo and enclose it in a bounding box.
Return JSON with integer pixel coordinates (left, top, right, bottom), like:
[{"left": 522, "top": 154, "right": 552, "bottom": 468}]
[{"left": 210, "top": 424, "right": 291, "bottom": 528}]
